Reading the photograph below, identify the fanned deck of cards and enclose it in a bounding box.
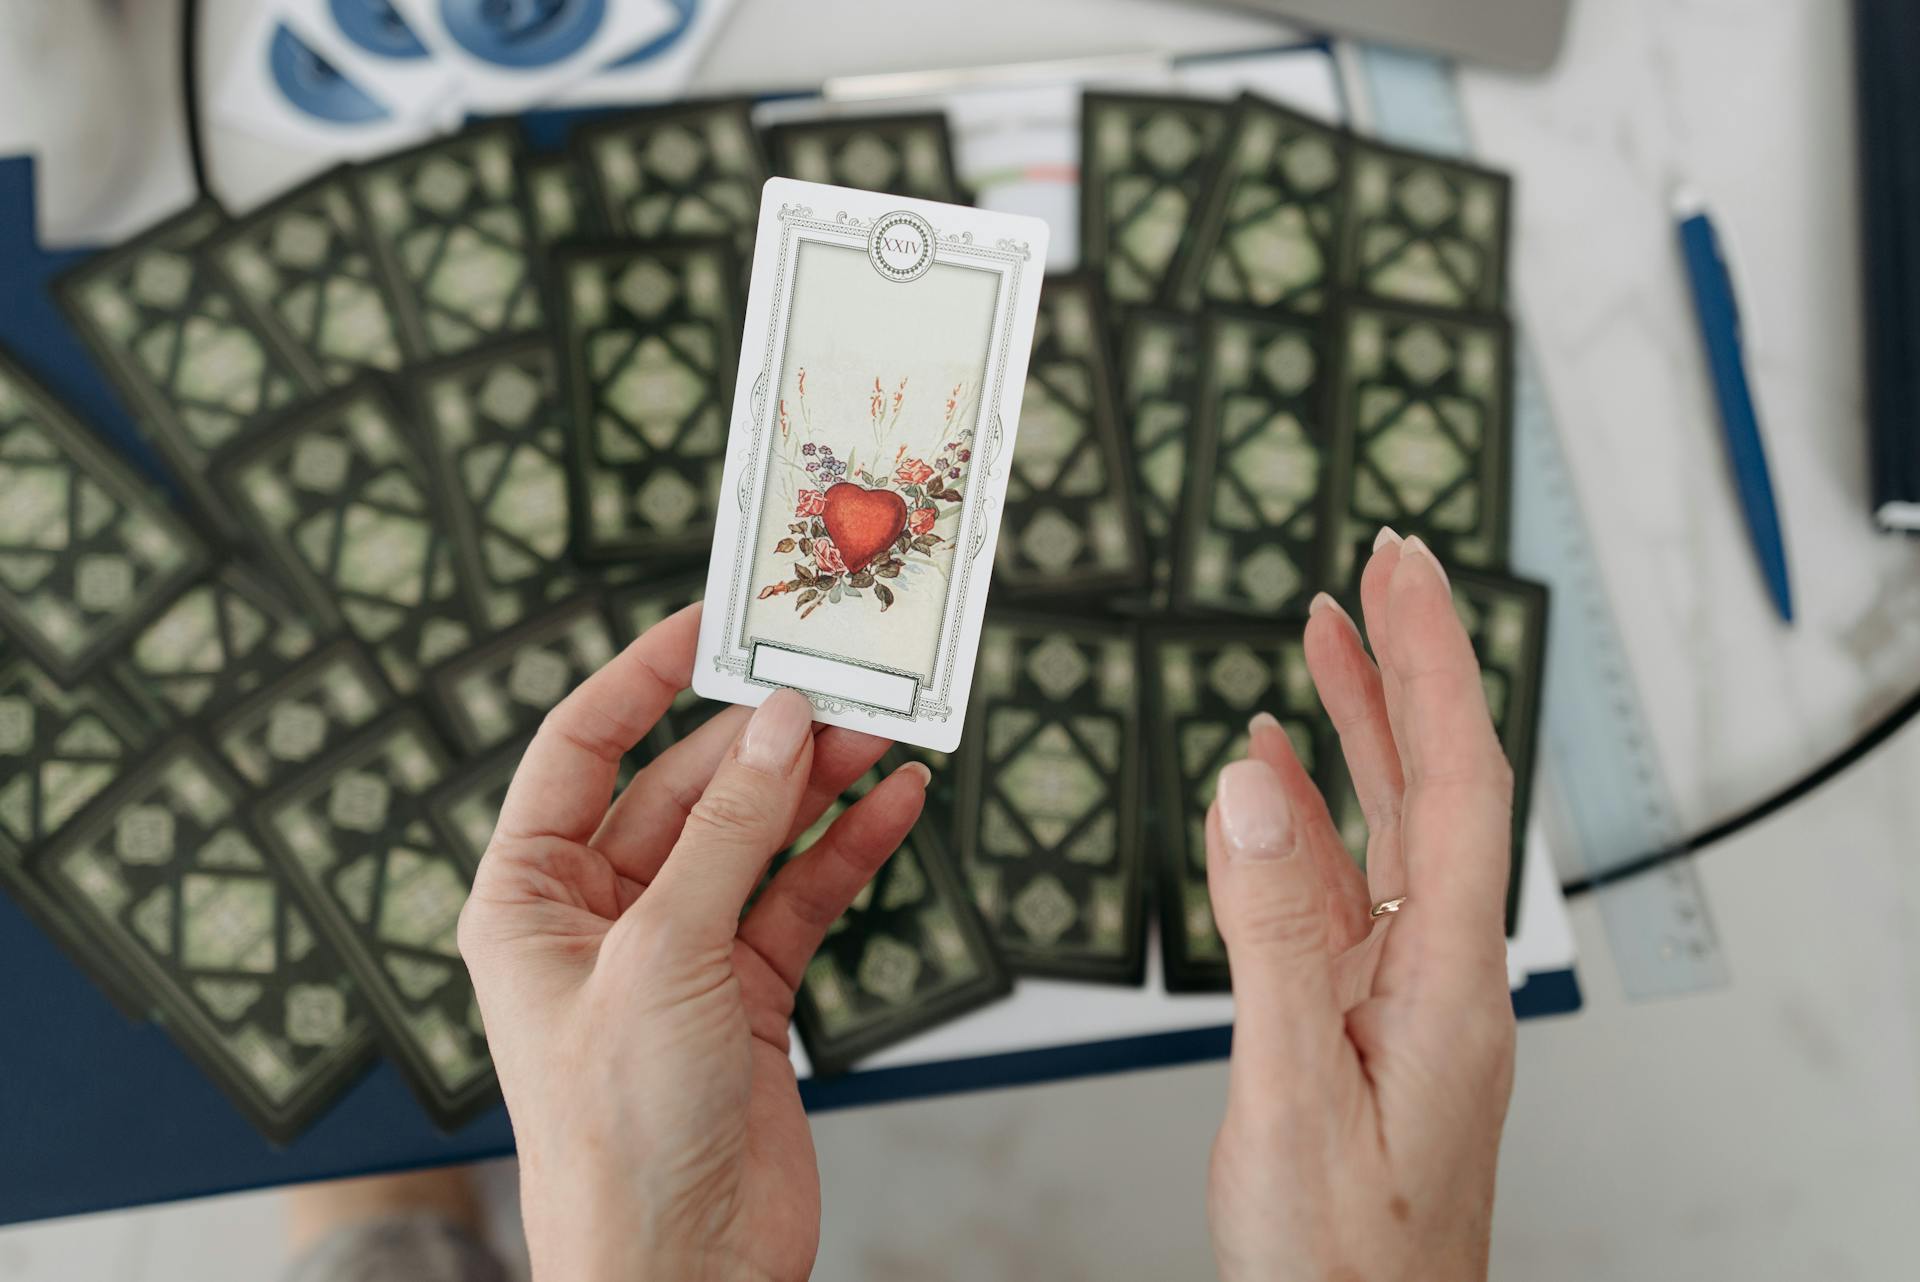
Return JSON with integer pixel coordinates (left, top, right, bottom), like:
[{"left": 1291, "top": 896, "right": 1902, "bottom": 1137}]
[{"left": 3, "top": 82, "right": 1547, "bottom": 1141}]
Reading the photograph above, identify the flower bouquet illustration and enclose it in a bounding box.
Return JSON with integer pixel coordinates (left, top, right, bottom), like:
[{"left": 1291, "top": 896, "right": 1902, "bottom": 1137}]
[{"left": 760, "top": 372, "right": 975, "bottom": 618}]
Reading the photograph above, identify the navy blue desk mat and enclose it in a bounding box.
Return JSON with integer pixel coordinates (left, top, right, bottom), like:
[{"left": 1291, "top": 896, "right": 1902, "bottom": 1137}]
[{"left": 0, "top": 150, "right": 1579, "bottom": 1227}]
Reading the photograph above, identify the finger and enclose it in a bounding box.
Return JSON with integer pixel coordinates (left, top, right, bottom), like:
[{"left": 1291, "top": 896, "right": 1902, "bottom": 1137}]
[
  {"left": 738, "top": 761, "right": 930, "bottom": 986},
  {"left": 591, "top": 713, "right": 891, "bottom": 884},
  {"left": 1376, "top": 537, "right": 1513, "bottom": 985},
  {"left": 1205, "top": 759, "right": 1349, "bottom": 1089},
  {"left": 1303, "top": 590, "right": 1408, "bottom": 904},
  {"left": 642, "top": 689, "right": 819, "bottom": 941},
  {"left": 1245, "top": 710, "right": 1370, "bottom": 952},
  {"left": 494, "top": 603, "right": 701, "bottom": 845}
]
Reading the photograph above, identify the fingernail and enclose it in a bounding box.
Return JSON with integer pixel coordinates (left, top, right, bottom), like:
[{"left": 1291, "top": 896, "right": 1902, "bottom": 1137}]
[
  {"left": 1248, "top": 710, "right": 1282, "bottom": 737},
  {"left": 897, "top": 761, "right": 932, "bottom": 789},
  {"left": 1374, "top": 525, "right": 1403, "bottom": 551},
  {"left": 738, "top": 689, "right": 814, "bottom": 775},
  {"left": 1400, "top": 535, "right": 1450, "bottom": 591},
  {"left": 1308, "top": 591, "right": 1360, "bottom": 639},
  {"left": 1215, "top": 760, "right": 1294, "bottom": 862}
]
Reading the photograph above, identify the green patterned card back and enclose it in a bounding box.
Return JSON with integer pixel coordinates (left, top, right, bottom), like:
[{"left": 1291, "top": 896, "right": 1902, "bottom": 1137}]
[
  {"left": 56, "top": 200, "right": 316, "bottom": 540},
  {"left": 0, "top": 655, "right": 156, "bottom": 1016},
  {"left": 1449, "top": 567, "right": 1547, "bottom": 935},
  {"left": 792, "top": 762, "right": 1010, "bottom": 1076},
  {"left": 555, "top": 241, "right": 740, "bottom": 564},
  {"left": 429, "top": 596, "right": 615, "bottom": 755},
  {"left": 1340, "top": 139, "right": 1511, "bottom": 311},
  {"left": 0, "top": 352, "right": 207, "bottom": 683},
  {"left": 1165, "top": 93, "right": 1350, "bottom": 315},
  {"left": 1117, "top": 310, "right": 1203, "bottom": 612},
  {"left": 256, "top": 710, "right": 497, "bottom": 1130},
  {"left": 607, "top": 573, "right": 719, "bottom": 756},
  {"left": 1147, "top": 624, "right": 1333, "bottom": 992},
  {"left": 425, "top": 737, "right": 523, "bottom": 864},
  {"left": 994, "top": 275, "right": 1146, "bottom": 596},
  {"left": 410, "top": 339, "right": 585, "bottom": 631},
  {"left": 954, "top": 615, "right": 1145, "bottom": 984},
  {"left": 353, "top": 121, "right": 544, "bottom": 359},
  {"left": 219, "top": 380, "right": 483, "bottom": 694},
  {"left": 31, "top": 739, "right": 374, "bottom": 1142},
  {"left": 112, "top": 564, "right": 322, "bottom": 727},
  {"left": 576, "top": 99, "right": 767, "bottom": 258},
  {"left": 1176, "top": 310, "right": 1339, "bottom": 619},
  {"left": 211, "top": 639, "right": 395, "bottom": 791},
  {"left": 1326, "top": 300, "right": 1512, "bottom": 587},
  {"left": 765, "top": 113, "right": 967, "bottom": 203},
  {"left": 525, "top": 154, "right": 605, "bottom": 246},
  {"left": 204, "top": 169, "right": 407, "bottom": 387},
  {"left": 1081, "top": 93, "right": 1231, "bottom": 306}
]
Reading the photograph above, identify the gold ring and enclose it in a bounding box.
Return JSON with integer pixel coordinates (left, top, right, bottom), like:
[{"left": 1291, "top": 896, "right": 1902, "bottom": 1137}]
[{"left": 1369, "top": 896, "right": 1408, "bottom": 919}]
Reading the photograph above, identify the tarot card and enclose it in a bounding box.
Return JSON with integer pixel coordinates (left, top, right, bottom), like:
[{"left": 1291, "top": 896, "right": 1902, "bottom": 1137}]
[
  {"left": 1164, "top": 93, "right": 1351, "bottom": 316},
  {"left": 0, "top": 655, "right": 158, "bottom": 1017},
  {"left": 203, "top": 169, "right": 409, "bottom": 388},
  {"left": 425, "top": 736, "right": 525, "bottom": 863},
  {"left": 1116, "top": 309, "right": 1203, "bottom": 613},
  {"left": 1340, "top": 138, "right": 1511, "bottom": 312},
  {"left": 409, "top": 339, "right": 585, "bottom": 631},
  {"left": 429, "top": 595, "right": 616, "bottom": 754},
  {"left": 31, "top": 739, "right": 375, "bottom": 1142},
  {"left": 764, "top": 114, "right": 969, "bottom": 204},
  {"left": 553, "top": 0, "right": 739, "bottom": 107},
  {"left": 211, "top": 640, "right": 397, "bottom": 790},
  {"left": 255, "top": 710, "right": 498, "bottom": 1129},
  {"left": 111, "top": 563, "right": 323, "bottom": 727},
  {"left": 0, "top": 352, "right": 207, "bottom": 684},
  {"left": 574, "top": 99, "right": 768, "bottom": 258},
  {"left": 1080, "top": 93, "right": 1231, "bottom": 306},
  {"left": 524, "top": 153, "right": 605, "bottom": 245},
  {"left": 1325, "top": 300, "right": 1512, "bottom": 586},
  {"left": 1448, "top": 566, "right": 1548, "bottom": 936},
  {"left": 553, "top": 240, "right": 742, "bottom": 565},
  {"left": 790, "top": 761, "right": 1010, "bottom": 1076},
  {"left": 1147, "top": 622, "right": 1335, "bottom": 992},
  {"left": 56, "top": 199, "right": 317, "bottom": 542},
  {"left": 278, "top": 0, "right": 462, "bottom": 128},
  {"left": 389, "top": 0, "right": 681, "bottom": 113},
  {"left": 214, "top": 3, "right": 434, "bottom": 159},
  {"left": 217, "top": 380, "right": 484, "bottom": 695},
  {"left": 693, "top": 180, "right": 1050, "bottom": 753},
  {"left": 351, "top": 122, "right": 546, "bottom": 359},
  {"left": 994, "top": 275, "right": 1147, "bottom": 598},
  {"left": 1175, "top": 309, "right": 1339, "bottom": 619},
  {"left": 608, "top": 573, "right": 721, "bottom": 756},
  {"left": 953, "top": 613, "right": 1145, "bottom": 985}
]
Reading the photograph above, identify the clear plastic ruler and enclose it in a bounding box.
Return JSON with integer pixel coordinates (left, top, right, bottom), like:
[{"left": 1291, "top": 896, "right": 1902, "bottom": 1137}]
[{"left": 1349, "top": 44, "right": 1728, "bottom": 997}]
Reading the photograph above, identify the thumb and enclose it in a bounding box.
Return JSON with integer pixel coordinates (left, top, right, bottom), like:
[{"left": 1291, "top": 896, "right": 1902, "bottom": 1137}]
[
  {"left": 642, "top": 689, "right": 817, "bottom": 943},
  {"left": 1206, "top": 760, "right": 1344, "bottom": 1082}
]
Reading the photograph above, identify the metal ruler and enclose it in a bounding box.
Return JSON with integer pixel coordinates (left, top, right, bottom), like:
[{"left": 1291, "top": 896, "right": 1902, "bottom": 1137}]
[{"left": 1350, "top": 45, "right": 1727, "bottom": 997}]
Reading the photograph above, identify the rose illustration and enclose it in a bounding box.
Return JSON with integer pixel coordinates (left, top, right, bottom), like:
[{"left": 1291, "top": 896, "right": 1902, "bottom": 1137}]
[
  {"left": 813, "top": 536, "right": 848, "bottom": 575},
  {"left": 795, "top": 488, "right": 826, "bottom": 517},
  {"left": 908, "top": 506, "right": 936, "bottom": 536},
  {"left": 895, "top": 457, "right": 935, "bottom": 488}
]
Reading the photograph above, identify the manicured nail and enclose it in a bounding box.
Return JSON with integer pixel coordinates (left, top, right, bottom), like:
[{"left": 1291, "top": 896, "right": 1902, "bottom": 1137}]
[
  {"left": 1308, "top": 591, "right": 1360, "bottom": 639},
  {"left": 897, "top": 760, "right": 932, "bottom": 789},
  {"left": 1374, "top": 525, "right": 1403, "bottom": 551},
  {"left": 1215, "top": 760, "right": 1294, "bottom": 862},
  {"left": 1401, "top": 535, "right": 1450, "bottom": 591},
  {"left": 738, "top": 689, "right": 814, "bottom": 775},
  {"left": 1248, "top": 711, "right": 1282, "bottom": 737}
]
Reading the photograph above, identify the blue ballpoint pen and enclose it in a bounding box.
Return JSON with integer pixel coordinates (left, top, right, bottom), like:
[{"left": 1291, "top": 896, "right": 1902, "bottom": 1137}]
[{"left": 1673, "top": 189, "right": 1795, "bottom": 623}]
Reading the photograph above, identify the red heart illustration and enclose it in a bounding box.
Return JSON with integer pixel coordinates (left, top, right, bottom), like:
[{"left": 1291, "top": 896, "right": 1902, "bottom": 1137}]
[{"left": 822, "top": 482, "right": 908, "bottom": 574}]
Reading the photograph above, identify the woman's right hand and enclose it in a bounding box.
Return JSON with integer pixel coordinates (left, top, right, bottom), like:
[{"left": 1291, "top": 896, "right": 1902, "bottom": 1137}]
[{"left": 1203, "top": 532, "right": 1519, "bottom": 1282}]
